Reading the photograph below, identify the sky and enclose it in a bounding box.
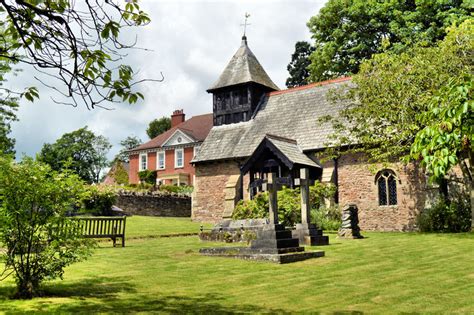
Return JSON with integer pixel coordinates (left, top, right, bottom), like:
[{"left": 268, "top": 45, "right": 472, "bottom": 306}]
[{"left": 9, "top": 0, "right": 327, "bottom": 161}]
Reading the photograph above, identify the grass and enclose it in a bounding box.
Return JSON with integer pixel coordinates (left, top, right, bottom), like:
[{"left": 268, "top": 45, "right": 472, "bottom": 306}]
[
  {"left": 124, "top": 216, "right": 212, "bottom": 239},
  {"left": 1, "top": 217, "right": 473, "bottom": 313}
]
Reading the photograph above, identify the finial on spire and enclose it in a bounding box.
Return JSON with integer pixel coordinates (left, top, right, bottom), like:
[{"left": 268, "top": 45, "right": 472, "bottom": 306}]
[{"left": 240, "top": 12, "right": 251, "bottom": 39}]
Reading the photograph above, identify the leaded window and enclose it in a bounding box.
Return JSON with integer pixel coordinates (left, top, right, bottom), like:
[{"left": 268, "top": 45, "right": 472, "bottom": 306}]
[{"left": 376, "top": 170, "right": 397, "bottom": 206}]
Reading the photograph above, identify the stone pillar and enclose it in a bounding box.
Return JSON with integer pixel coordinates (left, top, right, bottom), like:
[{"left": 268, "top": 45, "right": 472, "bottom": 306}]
[
  {"left": 266, "top": 172, "right": 279, "bottom": 225},
  {"left": 300, "top": 168, "right": 311, "bottom": 225},
  {"left": 292, "top": 168, "right": 329, "bottom": 246},
  {"left": 338, "top": 204, "right": 363, "bottom": 239}
]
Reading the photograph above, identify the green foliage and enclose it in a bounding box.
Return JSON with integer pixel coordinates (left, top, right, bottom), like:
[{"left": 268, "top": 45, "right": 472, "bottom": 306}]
[
  {"left": 147, "top": 117, "right": 171, "bottom": 139},
  {"left": 116, "top": 136, "right": 142, "bottom": 163},
  {"left": 286, "top": 41, "right": 315, "bottom": 88},
  {"left": 307, "top": 0, "right": 471, "bottom": 81},
  {"left": 0, "top": 58, "right": 19, "bottom": 156},
  {"left": 410, "top": 20, "right": 473, "bottom": 186},
  {"left": 232, "top": 182, "right": 336, "bottom": 227},
  {"left": 232, "top": 192, "right": 269, "bottom": 222},
  {"left": 0, "top": 156, "right": 94, "bottom": 299},
  {"left": 311, "top": 206, "right": 341, "bottom": 231},
  {"left": 0, "top": 0, "right": 151, "bottom": 108},
  {"left": 81, "top": 185, "right": 117, "bottom": 216},
  {"left": 37, "top": 127, "right": 111, "bottom": 184},
  {"left": 159, "top": 185, "right": 194, "bottom": 195},
  {"left": 324, "top": 21, "right": 472, "bottom": 163},
  {"left": 417, "top": 197, "right": 471, "bottom": 233},
  {"left": 138, "top": 170, "right": 157, "bottom": 185},
  {"left": 110, "top": 161, "right": 129, "bottom": 185}
]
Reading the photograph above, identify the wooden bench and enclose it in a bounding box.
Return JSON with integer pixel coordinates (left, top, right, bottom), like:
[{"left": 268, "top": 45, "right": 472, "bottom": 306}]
[{"left": 71, "top": 217, "right": 127, "bottom": 247}]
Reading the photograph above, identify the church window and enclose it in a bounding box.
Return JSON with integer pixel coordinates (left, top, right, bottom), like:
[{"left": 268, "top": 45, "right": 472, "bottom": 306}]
[
  {"left": 376, "top": 170, "right": 398, "bottom": 206},
  {"left": 157, "top": 151, "right": 165, "bottom": 170},
  {"left": 175, "top": 148, "right": 184, "bottom": 168},
  {"left": 139, "top": 153, "right": 147, "bottom": 171}
]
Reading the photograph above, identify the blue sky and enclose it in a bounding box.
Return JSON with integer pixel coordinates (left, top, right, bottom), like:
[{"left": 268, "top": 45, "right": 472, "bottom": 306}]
[{"left": 9, "top": 0, "right": 326, "bottom": 160}]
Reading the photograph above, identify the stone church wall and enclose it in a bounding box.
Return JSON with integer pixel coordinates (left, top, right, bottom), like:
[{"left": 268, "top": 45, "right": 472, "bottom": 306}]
[
  {"left": 192, "top": 153, "right": 436, "bottom": 231},
  {"left": 192, "top": 161, "right": 242, "bottom": 222},
  {"left": 337, "top": 153, "right": 428, "bottom": 231}
]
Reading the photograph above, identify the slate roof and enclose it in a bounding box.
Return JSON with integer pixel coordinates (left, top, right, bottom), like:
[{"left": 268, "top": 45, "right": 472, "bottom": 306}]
[
  {"left": 207, "top": 36, "right": 279, "bottom": 92},
  {"left": 193, "top": 77, "right": 352, "bottom": 163},
  {"left": 265, "top": 135, "right": 320, "bottom": 168},
  {"left": 130, "top": 113, "right": 213, "bottom": 153}
]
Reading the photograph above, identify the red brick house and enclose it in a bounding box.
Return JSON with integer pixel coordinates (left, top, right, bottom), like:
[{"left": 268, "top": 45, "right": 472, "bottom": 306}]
[{"left": 128, "top": 110, "right": 213, "bottom": 186}]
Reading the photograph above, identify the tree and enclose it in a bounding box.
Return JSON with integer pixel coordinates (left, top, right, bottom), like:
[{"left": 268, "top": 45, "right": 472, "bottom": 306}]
[
  {"left": 115, "top": 135, "right": 142, "bottom": 163},
  {"left": 147, "top": 117, "right": 171, "bottom": 139},
  {"left": 37, "top": 127, "right": 111, "bottom": 183},
  {"left": 91, "top": 135, "right": 112, "bottom": 183},
  {"left": 410, "top": 21, "right": 473, "bottom": 228},
  {"left": 0, "top": 156, "right": 93, "bottom": 299},
  {"left": 285, "top": 41, "right": 315, "bottom": 88},
  {"left": 306, "top": 0, "right": 471, "bottom": 82},
  {"left": 0, "top": 0, "right": 157, "bottom": 109},
  {"left": 0, "top": 57, "right": 19, "bottom": 155},
  {"left": 324, "top": 21, "right": 471, "bottom": 162},
  {"left": 324, "top": 21, "right": 473, "bottom": 226}
]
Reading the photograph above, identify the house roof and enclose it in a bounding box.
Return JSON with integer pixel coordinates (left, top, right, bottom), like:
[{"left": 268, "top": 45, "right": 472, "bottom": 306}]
[
  {"left": 207, "top": 36, "right": 279, "bottom": 92},
  {"left": 193, "top": 77, "right": 352, "bottom": 163},
  {"left": 130, "top": 113, "right": 213, "bottom": 153}
]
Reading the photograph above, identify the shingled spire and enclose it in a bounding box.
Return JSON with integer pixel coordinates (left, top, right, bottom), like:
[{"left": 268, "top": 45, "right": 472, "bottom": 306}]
[
  {"left": 207, "top": 36, "right": 279, "bottom": 92},
  {"left": 208, "top": 36, "right": 279, "bottom": 126}
]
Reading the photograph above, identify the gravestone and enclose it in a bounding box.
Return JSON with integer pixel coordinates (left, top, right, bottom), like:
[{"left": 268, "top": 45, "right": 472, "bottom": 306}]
[
  {"left": 200, "top": 172, "right": 325, "bottom": 263},
  {"left": 338, "top": 204, "right": 364, "bottom": 239},
  {"left": 292, "top": 168, "right": 329, "bottom": 246}
]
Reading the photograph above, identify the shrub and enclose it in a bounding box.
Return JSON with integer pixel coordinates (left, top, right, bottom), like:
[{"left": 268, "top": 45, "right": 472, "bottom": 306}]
[
  {"left": 112, "top": 161, "right": 129, "bottom": 185},
  {"left": 417, "top": 196, "right": 471, "bottom": 232},
  {"left": 138, "top": 170, "right": 157, "bottom": 185},
  {"left": 159, "top": 185, "right": 194, "bottom": 195},
  {"left": 0, "top": 156, "right": 94, "bottom": 299},
  {"left": 232, "top": 182, "right": 336, "bottom": 227},
  {"left": 81, "top": 185, "right": 117, "bottom": 216},
  {"left": 311, "top": 206, "right": 341, "bottom": 231}
]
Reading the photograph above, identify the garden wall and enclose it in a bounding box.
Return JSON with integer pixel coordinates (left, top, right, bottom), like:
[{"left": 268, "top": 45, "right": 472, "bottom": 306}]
[{"left": 115, "top": 192, "right": 191, "bottom": 217}]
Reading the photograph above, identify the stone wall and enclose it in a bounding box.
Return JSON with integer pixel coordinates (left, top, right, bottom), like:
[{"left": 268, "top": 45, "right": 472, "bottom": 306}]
[
  {"left": 336, "top": 153, "right": 427, "bottom": 231},
  {"left": 192, "top": 160, "right": 242, "bottom": 222},
  {"left": 116, "top": 192, "right": 191, "bottom": 217}
]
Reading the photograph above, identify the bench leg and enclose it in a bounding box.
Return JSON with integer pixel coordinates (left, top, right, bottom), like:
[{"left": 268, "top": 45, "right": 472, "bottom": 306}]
[
  {"left": 122, "top": 237, "right": 125, "bottom": 247},
  {"left": 112, "top": 237, "right": 116, "bottom": 247}
]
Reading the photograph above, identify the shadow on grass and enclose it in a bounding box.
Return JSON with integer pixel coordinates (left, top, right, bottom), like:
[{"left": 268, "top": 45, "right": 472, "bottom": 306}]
[{"left": 0, "top": 276, "right": 296, "bottom": 314}]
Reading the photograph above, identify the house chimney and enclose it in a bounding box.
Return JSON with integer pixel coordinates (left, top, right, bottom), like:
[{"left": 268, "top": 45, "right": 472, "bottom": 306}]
[{"left": 171, "top": 109, "right": 185, "bottom": 127}]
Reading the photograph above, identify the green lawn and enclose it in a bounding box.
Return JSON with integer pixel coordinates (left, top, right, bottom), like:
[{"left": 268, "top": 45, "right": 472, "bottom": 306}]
[
  {"left": 1, "top": 216, "right": 473, "bottom": 313},
  {"left": 125, "top": 216, "right": 212, "bottom": 239}
]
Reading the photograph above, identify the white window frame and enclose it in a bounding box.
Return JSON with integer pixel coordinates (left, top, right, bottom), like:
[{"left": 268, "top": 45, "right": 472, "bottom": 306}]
[
  {"left": 139, "top": 153, "right": 147, "bottom": 171},
  {"left": 157, "top": 151, "right": 166, "bottom": 170},
  {"left": 175, "top": 148, "right": 184, "bottom": 168}
]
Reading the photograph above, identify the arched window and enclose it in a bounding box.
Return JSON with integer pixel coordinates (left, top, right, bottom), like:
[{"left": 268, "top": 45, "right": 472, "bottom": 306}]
[{"left": 376, "top": 170, "right": 398, "bottom": 206}]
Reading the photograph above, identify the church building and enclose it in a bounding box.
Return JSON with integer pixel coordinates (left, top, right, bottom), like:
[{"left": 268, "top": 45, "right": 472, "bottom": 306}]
[{"left": 191, "top": 36, "right": 432, "bottom": 231}]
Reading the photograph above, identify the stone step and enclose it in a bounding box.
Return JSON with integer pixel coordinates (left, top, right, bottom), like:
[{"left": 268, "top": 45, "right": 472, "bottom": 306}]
[
  {"left": 251, "top": 237, "right": 300, "bottom": 249},
  {"left": 199, "top": 247, "right": 325, "bottom": 264}
]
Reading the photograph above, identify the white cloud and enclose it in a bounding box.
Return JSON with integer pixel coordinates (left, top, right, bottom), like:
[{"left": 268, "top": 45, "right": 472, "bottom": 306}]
[{"left": 10, "top": 0, "right": 326, "bottom": 160}]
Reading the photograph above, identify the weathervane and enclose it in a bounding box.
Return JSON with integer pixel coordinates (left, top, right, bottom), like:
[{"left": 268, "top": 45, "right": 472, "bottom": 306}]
[{"left": 241, "top": 12, "right": 251, "bottom": 36}]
